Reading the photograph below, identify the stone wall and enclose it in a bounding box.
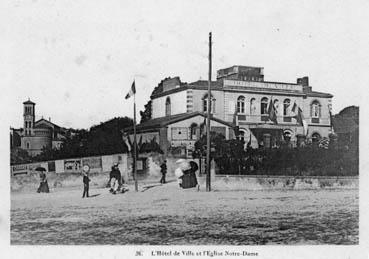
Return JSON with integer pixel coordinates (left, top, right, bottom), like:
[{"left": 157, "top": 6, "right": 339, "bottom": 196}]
[{"left": 197, "top": 175, "right": 358, "bottom": 191}]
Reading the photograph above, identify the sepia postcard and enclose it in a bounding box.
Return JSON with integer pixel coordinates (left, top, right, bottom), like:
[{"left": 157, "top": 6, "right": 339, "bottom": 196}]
[{"left": 1, "top": 0, "right": 369, "bottom": 258}]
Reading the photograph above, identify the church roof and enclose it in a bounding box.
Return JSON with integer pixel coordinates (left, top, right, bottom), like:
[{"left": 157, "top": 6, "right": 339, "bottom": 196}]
[{"left": 35, "top": 118, "right": 62, "bottom": 129}]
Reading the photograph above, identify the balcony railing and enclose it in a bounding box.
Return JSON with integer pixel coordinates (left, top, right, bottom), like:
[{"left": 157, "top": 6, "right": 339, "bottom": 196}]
[{"left": 226, "top": 114, "right": 331, "bottom": 125}]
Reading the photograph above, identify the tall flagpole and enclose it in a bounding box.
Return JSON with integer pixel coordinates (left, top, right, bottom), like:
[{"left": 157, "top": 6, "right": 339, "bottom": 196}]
[
  {"left": 206, "top": 32, "right": 212, "bottom": 192},
  {"left": 133, "top": 86, "right": 138, "bottom": 192}
]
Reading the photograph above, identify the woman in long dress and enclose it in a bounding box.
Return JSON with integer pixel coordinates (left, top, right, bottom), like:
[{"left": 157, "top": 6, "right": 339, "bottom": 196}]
[{"left": 37, "top": 171, "right": 49, "bottom": 193}]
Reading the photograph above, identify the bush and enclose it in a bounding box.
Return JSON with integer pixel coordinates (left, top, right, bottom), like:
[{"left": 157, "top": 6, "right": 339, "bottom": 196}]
[{"left": 211, "top": 146, "right": 358, "bottom": 176}]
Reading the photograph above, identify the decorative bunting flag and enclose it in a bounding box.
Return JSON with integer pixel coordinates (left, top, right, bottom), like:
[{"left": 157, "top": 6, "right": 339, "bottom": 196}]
[
  {"left": 292, "top": 102, "right": 308, "bottom": 136},
  {"left": 268, "top": 97, "right": 278, "bottom": 124}
]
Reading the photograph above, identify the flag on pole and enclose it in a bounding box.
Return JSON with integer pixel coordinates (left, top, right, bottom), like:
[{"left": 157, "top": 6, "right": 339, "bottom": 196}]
[
  {"left": 268, "top": 97, "right": 278, "bottom": 124},
  {"left": 232, "top": 102, "right": 240, "bottom": 137},
  {"left": 328, "top": 104, "right": 335, "bottom": 134},
  {"left": 292, "top": 102, "right": 308, "bottom": 136},
  {"left": 232, "top": 102, "right": 238, "bottom": 126},
  {"left": 200, "top": 115, "right": 206, "bottom": 137},
  {"left": 246, "top": 131, "right": 252, "bottom": 148},
  {"left": 125, "top": 79, "right": 138, "bottom": 191},
  {"left": 125, "top": 81, "right": 136, "bottom": 99}
]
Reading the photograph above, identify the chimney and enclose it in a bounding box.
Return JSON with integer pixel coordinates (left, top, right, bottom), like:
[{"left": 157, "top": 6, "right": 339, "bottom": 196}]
[
  {"left": 297, "top": 76, "right": 311, "bottom": 92},
  {"left": 49, "top": 117, "right": 51, "bottom": 122}
]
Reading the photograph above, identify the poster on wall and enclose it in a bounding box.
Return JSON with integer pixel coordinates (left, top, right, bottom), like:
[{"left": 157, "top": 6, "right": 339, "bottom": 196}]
[
  {"left": 64, "top": 159, "right": 81, "bottom": 173},
  {"left": 11, "top": 164, "right": 28, "bottom": 176},
  {"left": 137, "top": 160, "right": 143, "bottom": 171},
  {"left": 48, "top": 161, "right": 56, "bottom": 172},
  {"left": 82, "top": 157, "right": 102, "bottom": 169},
  {"left": 28, "top": 163, "right": 43, "bottom": 172}
]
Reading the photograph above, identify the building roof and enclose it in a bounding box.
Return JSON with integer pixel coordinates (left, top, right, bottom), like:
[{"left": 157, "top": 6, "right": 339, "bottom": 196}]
[
  {"left": 151, "top": 79, "right": 333, "bottom": 100},
  {"left": 306, "top": 91, "right": 333, "bottom": 98},
  {"left": 151, "top": 80, "right": 222, "bottom": 99},
  {"left": 23, "top": 99, "right": 35, "bottom": 105},
  {"left": 124, "top": 112, "right": 235, "bottom": 133},
  {"left": 35, "top": 118, "right": 62, "bottom": 129},
  {"left": 188, "top": 80, "right": 221, "bottom": 87}
]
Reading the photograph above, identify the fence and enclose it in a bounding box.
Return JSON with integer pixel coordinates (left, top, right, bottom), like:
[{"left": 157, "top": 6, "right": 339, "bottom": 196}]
[{"left": 11, "top": 153, "right": 128, "bottom": 177}]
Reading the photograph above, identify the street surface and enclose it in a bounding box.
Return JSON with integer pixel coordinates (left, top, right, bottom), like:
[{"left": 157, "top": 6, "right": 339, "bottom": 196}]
[{"left": 11, "top": 182, "right": 358, "bottom": 245}]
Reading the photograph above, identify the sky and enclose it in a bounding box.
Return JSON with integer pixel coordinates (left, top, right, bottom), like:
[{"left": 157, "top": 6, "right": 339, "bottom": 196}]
[{"left": 3, "top": 0, "right": 369, "bottom": 129}]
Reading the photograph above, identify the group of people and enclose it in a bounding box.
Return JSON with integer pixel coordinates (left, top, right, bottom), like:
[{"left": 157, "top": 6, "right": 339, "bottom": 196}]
[
  {"left": 108, "top": 163, "right": 126, "bottom": 194},
  {"left": 81, "top": 163, "right": 126, "bottom": 197},
  {"left": 36, "top": 158, "right": 199, "bottom": 197},
  {"left": 160, "top": 159, "right": 199, "bottom": 189},
  {"left": 175, "top": 159, "right": 199, "bottom": 189}
]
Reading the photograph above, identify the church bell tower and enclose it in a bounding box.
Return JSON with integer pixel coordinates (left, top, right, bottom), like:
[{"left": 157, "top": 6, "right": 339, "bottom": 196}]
[{"left": 23, "top": 99, "right": 35, "bottom": 136}]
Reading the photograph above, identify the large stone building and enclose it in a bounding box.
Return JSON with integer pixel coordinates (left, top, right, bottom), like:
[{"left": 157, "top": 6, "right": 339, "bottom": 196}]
[
  {"left": 127, "top": 65, "right": 334, "bottom": 156},
  {"left": 11, "top": 100, "right": 67, "bottom": 156}
]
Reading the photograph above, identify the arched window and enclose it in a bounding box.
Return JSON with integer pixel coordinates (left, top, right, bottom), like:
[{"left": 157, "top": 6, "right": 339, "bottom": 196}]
[
  {"left": 261, "top": 97, "right": 268, "bottom": 115},
  {"left": 237, "top": 96, "right": 245, "bottom": 113},
  {"left": 311, "top": 100, "right": 321, "bottom": 118},
  {"left": 250, "top": 98, "right": 256, "bottom": 115},
  {"left": 203, "top": 94, "right": 215, "bottom": 113},
  {"left": 311, "top": 132, "right": 321, "bottom": 143},
  {"left": 238, "top": 129, "right": 246, "bottom": 142},
  {"left": 283, "top": 99, "right": 291, "bottom": 116},
  {"left": 26, "top": 142, "right": 30, "bottom": 149},
  {"left": 165, "top": 97, "right": 171, "bottom": 116}
]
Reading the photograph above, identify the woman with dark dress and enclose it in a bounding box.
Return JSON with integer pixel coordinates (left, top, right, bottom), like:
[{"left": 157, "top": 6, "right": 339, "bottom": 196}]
[
  {"left": 180, "top": 161, "right": 199, "bottom": 189},
  {"left": 37, "top": 170, "right": 50, "bottom": 193}
]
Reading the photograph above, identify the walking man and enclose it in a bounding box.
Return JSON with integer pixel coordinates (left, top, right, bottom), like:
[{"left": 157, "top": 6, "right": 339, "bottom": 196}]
[
  {"left": 160, "top": 160, "right": 167, "bottom": 184},
  {"left": 82, "top": 165, "right": 90, "bottom": 198}
]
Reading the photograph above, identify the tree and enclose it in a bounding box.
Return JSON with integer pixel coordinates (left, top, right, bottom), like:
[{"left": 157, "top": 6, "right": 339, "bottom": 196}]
[
  {"left": 140, "top": 100, "right": 152, "bottom": 123},
  {"left": 35, "top": 116, "right": 134, "bottom": 161},
  {"left": 10, "top": 147, "right": 33, "bottom": 165},
  {"left": 193, "top": 132, "right": 245, "bottom": 158}
]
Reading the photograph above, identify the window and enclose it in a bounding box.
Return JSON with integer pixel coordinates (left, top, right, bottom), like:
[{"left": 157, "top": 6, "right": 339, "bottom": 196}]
[
  {"left": 261, "top": 97, "right": 268, "bottom": 115},
  {"left": 311, "top": 100, "right": 321, "bottom": 118},
  {"left": 190, "top": 123, "right": 198, "bottom": 140},
  {"left": 237, "top": 96, "right": 245, "bottom": 113},
  {"left": 165, "top": 97, "right": 171, "bottom": 116},
  {"left": 26, "top": 142, "right": 30, "bottom": 149},
  {"left": 250, "top": 98, "right": 256, "bottom": 115},
  {"left": 283, "top": 99, "right": 290, "bottom": 116},
  {"left": 171, "top": 127, "right": 189, "bottom": 140},
  {"left": 203, "top": 94, "right": 215, "bottom": 113}
]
